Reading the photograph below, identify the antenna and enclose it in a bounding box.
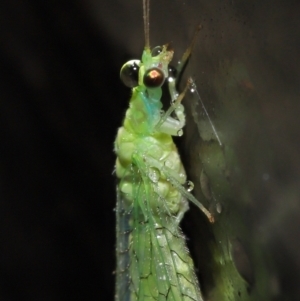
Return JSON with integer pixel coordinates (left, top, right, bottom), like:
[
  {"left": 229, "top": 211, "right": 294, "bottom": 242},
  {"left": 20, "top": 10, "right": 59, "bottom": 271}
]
[
  {"left": 177, "top": 25, "right": 202, "bottom": 75},
  {"left": 143, "top": 0, "right": 150, "bottom": 49}
]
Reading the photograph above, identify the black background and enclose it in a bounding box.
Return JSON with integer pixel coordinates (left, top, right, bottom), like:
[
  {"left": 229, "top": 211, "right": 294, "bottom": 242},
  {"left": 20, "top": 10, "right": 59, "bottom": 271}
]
[{"left": 1, "top": 1, "right": 122, "bottom": 300}]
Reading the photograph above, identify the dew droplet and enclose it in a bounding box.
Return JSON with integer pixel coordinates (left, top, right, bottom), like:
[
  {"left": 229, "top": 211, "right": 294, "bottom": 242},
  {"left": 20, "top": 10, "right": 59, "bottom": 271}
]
[
  {"left": 186, "top": 180, "right": 194, "bottom": 192},
  {"left": 177, "top": 129, "right": 183, "bottom": 136},
  {"left": 179, "top": 173, "right": 185, "bottom": 180},
  {"left": 164, "top": 160, "right": 173, "bottom": 168},
  {"left": 171, "top": 93, "right": 179, "bottom": 104},
  {"left": 148, "top": 167, "right": 160, "bottom": 183}
]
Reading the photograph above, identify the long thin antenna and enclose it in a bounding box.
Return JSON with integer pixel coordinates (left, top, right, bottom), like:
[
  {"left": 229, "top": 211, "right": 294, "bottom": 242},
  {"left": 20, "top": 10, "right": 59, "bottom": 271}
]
[
  {"left": 177, "top": 25, "right": 202, "bottom": 75},
  {"left": 189, "top": 78, "right": 223, "bottom": 147},
  {"left": 143, "top": 0, "right": 150, "bottom": 49}
]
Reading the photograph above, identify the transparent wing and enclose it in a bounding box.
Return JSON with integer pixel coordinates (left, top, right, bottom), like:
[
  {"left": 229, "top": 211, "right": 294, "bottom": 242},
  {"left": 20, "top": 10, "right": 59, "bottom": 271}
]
[
  {"left": 116, "top": 154, "right": 204, "bottom": 301},
  {"left": 115, "top": 184, "right": 132, "bottom": 301}
]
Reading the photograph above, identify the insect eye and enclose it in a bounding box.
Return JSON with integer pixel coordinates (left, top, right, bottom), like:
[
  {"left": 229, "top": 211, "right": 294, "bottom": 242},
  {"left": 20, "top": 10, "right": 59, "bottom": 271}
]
[
  {"left": 120, "top": 60, "right": 140, "bottom": 88},
  {"left": 143, "top": 67, "right": 165, "bottom": 88},
  {"left": 151, "top": 46, "right": 163, "bottom": 56}
]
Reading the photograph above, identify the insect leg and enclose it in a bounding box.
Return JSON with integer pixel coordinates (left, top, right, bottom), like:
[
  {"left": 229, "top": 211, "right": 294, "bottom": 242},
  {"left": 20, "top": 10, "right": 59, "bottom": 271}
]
[
  {"left": 155, "top": 82, "right": 190, "bottom": 136},
  {"left": 165, "top": 25, "right": 201, "bottom": 105},
  {"left": 142, "top": 154, "right": 214, "bottom": 223},
  {"left": 156, "top": 27, "right": 201, "bottom": 137}
]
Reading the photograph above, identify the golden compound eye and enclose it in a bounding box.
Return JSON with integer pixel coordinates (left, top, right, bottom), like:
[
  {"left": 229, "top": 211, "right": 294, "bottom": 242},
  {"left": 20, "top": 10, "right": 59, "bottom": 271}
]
[
  {"left": 143, "top": 67, "right": 165, "bottom": 88},
  {"left": 120, "top": 60, "right": 140, "bottom": 88}
]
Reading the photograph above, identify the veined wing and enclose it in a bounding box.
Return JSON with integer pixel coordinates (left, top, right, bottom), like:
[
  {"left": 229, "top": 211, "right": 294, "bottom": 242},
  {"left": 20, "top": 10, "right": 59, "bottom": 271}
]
[
  {"left": 115, "top": 184, "right": 132, "bottom": 301},
  {"left": 116, "top": 154, "right": 204, "bottom": 301}
]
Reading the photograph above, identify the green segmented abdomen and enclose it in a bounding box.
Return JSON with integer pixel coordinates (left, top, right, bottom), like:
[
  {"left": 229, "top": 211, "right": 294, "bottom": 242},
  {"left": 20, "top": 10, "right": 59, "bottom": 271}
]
[{"left": 115, "top": 133, "right": 204, "bottom": 301}]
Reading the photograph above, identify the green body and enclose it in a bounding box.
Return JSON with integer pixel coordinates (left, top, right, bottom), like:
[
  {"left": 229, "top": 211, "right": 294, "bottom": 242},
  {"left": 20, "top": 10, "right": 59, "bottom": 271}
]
[{"left": 115, "top": 47, "right": 205, "bottom": 301}]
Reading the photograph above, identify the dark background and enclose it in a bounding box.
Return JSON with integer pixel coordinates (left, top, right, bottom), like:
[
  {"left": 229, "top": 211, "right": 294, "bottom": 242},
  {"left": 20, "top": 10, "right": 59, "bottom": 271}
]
[
  {"left": 1, "top": 0, "right": 122, "bottom": 300},
  {"left": 1, "top": 0, "right": 300, "bottom": 300}
]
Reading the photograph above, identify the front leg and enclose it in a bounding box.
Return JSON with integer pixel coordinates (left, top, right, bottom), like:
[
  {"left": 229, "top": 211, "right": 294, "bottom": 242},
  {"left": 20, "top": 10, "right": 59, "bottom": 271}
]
[
  {"left": 155, "top": 82, "right": 190, "bottom": 136},
  {"left": 140, "top": 153, "right": 214, "bottom": 223},
  {"left": 156, "top": 104, "right": 185, "bottom": 136}
]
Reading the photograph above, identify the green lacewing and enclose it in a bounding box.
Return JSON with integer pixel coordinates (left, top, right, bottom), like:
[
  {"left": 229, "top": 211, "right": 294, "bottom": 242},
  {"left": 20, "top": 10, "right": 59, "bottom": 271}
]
[{"left": 114, "top": 1, "right": 214, "bottom": 300}]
